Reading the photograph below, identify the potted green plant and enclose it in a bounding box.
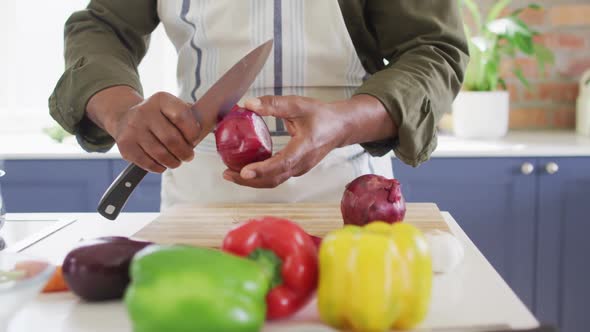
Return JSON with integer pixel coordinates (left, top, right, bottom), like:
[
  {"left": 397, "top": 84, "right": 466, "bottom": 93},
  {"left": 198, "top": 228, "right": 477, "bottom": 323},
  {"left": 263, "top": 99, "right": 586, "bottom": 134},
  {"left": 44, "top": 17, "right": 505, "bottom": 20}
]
[
  {"left": 42, "top": 124, "right": 72, "bottom": 144},
  {"left": 452, "top": 0, "right": 554, "bottom": 139}
]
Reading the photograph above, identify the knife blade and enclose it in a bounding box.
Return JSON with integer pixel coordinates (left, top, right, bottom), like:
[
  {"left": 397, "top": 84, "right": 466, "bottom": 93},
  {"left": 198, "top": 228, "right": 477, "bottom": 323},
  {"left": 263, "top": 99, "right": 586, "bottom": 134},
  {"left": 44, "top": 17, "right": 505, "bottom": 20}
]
[
  {"left": 189, "top": 41, "right": 274, "bottom": 145},
  {"left": 97, "top": 40, "right": 273, "bottom": 220}
]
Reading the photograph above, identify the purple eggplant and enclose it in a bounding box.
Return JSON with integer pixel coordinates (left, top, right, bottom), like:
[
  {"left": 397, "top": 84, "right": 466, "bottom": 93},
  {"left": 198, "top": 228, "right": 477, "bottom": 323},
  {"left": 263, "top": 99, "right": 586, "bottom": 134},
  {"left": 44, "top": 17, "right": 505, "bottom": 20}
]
[{"left": 62, "top": 236, "right": 152, "bottom": 301}]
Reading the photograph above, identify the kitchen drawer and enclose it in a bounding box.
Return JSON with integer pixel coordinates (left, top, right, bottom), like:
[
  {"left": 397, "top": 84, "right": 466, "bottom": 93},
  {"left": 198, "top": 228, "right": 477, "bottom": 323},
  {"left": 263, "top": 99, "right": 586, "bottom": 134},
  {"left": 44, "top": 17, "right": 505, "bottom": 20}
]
[
  {"left": 393, "top": 157, "right": 537, "bottom": 310},
  {"left": 393, "top": 156, "right": 590, "bottom": 332},
  {"left": 535, "top": 157, "right": 590, "bottom": 332},
  {"left": 1, "top": 160, "right": 111, "bottom": 212}
]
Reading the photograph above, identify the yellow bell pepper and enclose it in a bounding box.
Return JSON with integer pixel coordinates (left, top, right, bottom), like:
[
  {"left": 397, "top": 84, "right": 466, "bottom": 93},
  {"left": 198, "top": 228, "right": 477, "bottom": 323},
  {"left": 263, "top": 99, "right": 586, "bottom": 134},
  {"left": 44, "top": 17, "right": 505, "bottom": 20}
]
[{"left": 317, "top": 222, "right": 432, "bottom": 332}]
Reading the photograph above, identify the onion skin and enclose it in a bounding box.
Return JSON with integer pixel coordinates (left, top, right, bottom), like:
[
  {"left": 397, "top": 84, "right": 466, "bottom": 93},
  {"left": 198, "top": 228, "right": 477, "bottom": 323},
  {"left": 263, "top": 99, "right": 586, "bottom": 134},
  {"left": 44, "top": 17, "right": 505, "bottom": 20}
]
[
  {"left": 341, "top": 174, "right": 406, "bottom": 226},
  {"left": 215, "top": 107, "right": 272, "bottom": 171}
]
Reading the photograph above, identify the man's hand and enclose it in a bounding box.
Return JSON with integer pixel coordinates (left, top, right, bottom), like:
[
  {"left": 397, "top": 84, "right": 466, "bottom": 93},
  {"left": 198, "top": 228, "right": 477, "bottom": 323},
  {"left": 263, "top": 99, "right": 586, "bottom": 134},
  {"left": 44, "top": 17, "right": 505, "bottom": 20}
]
[
  {"left": 222, "top": 94, "right": 397, "bottom": 188},
  {"left": 87, "top": 87, "right": 201, "bottom": 173},
  {"left": 222, "top": 96, "right": 343, "bottom": 188}
]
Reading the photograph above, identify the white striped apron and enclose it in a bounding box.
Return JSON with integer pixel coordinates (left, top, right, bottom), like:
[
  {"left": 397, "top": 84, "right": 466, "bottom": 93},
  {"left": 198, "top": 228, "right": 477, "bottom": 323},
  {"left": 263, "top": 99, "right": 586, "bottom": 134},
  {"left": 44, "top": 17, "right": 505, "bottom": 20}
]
[{"left": 157, "top": 0, "right": 393, "bottom": 209}]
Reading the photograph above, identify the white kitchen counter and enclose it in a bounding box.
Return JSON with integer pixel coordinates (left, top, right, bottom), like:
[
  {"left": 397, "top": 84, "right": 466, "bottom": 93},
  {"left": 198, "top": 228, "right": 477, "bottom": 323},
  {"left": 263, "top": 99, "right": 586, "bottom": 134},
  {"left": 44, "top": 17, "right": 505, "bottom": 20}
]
[
  {"left": 434, "top": 131, "right": 590, "bottom": 157},
  {"left": 1, "top": 131, "right": 590, "bottom": 160},
  {"left": 2, "top": 212, "right": 538, "bottom": 331},
  {"left": 0, "top": 134, "right": 120, "bottom": 160}
]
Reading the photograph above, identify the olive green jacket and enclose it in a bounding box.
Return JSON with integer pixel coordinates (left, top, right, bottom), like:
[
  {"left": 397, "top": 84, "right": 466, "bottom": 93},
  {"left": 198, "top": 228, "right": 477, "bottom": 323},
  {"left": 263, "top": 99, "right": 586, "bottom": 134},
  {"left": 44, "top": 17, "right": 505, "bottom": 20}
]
[{"left": 49, "top": 0, "right": 469, "bottom": 167}]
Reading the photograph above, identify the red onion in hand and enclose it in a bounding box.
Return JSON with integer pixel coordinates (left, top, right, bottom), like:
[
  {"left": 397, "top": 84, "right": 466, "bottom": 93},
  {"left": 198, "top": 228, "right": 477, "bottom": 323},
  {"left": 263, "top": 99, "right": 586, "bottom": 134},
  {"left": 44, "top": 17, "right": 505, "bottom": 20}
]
[
  {"left": 341, "top": 174, "right": 406, "bottom": 226},
  {"left": 215, "top": 107, "right": 272, "bottom": 171}
]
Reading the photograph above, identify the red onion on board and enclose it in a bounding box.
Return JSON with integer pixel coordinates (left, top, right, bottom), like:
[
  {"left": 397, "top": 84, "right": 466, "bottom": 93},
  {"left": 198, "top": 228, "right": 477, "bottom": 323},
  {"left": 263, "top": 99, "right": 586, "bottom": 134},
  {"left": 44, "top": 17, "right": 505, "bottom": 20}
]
[
  {"left": 341, "top": 174, "right": 406, "bottom": 226},
  {"left": 309, "top": 234, "right": 323, "bottom": 249},
  {"left": 215, "top": 107, "right": 272, "bottom": 172}
]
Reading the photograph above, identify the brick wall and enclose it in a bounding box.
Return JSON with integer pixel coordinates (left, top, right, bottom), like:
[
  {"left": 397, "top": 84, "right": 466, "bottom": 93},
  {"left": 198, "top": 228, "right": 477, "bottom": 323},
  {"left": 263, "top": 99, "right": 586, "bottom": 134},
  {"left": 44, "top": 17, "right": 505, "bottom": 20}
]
[{"left": 470, "top": 1, "right": 590, "bottom": 130}]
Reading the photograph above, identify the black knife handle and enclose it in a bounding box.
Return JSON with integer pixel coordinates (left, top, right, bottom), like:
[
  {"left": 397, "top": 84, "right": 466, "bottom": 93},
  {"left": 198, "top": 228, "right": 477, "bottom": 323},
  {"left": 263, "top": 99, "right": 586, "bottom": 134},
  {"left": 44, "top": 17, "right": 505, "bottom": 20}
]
[{"left": 98, "top": 163, "right": 147, "bottom": 220}]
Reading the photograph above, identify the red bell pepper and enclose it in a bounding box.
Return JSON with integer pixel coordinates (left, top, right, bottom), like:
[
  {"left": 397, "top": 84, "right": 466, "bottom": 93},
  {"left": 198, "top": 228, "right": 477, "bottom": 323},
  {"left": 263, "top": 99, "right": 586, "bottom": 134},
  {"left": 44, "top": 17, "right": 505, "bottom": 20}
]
[{"left": 222, "top": 216, "right": 318, "bottom": 320}]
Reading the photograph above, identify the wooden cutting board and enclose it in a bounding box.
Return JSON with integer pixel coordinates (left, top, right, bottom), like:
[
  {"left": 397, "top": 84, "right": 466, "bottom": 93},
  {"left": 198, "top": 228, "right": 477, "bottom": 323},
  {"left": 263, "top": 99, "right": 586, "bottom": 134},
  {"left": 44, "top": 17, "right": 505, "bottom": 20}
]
[{"left": 134, "top": 203, "right": 450, "bottom": 248}]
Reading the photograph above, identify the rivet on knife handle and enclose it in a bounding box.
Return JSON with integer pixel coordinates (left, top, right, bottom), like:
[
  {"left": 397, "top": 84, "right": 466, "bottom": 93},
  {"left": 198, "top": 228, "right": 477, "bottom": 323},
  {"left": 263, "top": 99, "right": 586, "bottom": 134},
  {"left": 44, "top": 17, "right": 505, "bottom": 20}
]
[{"left": 97, "top": 164, "right": 147, "bottom": 220}]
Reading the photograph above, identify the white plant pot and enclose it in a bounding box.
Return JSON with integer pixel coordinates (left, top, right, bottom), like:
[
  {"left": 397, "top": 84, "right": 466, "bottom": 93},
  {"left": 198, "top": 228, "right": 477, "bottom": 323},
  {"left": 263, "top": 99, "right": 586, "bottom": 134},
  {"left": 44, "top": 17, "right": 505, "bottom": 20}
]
[
  {"left": 576, "top": 69, "right": 590, "bottom": 136},
  {"left": 452, "top": 91, "right": 510, "bottom": 139}
]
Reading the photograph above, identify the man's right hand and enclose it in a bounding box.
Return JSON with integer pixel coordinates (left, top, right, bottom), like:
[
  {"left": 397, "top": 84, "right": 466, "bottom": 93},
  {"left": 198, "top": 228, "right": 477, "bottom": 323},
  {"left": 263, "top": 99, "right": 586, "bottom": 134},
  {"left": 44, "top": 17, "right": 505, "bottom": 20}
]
[{"left": 87, "top": 86, "right": 201, "bottom": 173}]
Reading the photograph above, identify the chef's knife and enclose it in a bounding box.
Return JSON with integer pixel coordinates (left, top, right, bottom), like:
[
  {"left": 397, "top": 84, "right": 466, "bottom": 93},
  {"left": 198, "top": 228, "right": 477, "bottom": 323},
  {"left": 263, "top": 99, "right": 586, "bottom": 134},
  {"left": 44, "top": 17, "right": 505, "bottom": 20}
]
[{"left": 98, "top": 40, "right": 273, "bottom": 220}]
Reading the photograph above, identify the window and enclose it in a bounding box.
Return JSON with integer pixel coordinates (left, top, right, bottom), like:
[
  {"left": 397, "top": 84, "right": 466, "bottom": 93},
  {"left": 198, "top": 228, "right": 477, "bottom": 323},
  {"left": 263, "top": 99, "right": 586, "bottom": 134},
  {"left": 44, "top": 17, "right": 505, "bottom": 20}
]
[{"left": 0, "top": 1, "right": 177, "bottom": 136}]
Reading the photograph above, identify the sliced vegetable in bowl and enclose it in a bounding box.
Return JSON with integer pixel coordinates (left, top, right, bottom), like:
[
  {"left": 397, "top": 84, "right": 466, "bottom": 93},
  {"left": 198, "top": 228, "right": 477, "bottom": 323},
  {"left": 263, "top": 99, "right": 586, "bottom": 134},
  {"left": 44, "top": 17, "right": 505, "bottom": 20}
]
[
  {"left": 0, "top": 256, "right": 54, "bottom": 290},
  {"left": 0, "top": 269, "right": 26, "bottom": 286},
  {"left": 0, "top": 253, "right": 55, "bottom": 330},
  {"left": 42, "top": 266, "right": 68, "bottom": 293}
]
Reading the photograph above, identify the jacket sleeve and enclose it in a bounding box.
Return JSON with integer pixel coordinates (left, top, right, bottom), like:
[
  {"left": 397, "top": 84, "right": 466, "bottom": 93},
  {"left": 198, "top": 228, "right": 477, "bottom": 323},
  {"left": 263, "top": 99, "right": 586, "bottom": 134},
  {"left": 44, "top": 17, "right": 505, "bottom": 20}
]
[
  {"left": 48, "top": 0, "right": 159, "bottom": 152},
  {"left": 355, "top": 0, "right": 469, "bottom": 167}
]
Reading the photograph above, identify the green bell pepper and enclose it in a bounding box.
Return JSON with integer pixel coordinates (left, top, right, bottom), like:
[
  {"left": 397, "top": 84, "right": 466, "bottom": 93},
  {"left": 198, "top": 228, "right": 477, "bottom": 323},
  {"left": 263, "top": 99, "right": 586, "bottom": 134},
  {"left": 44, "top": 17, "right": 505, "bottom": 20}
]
[{"left": 124, "top": 245, "right": 271, "bottom": 332}]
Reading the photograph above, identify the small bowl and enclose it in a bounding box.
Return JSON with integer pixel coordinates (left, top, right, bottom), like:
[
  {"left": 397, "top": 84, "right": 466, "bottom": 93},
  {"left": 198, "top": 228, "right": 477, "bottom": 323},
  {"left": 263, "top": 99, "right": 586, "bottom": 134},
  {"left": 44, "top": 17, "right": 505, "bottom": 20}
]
[{"left": 0, "top": 253, "right": 55, "bottom": 331}]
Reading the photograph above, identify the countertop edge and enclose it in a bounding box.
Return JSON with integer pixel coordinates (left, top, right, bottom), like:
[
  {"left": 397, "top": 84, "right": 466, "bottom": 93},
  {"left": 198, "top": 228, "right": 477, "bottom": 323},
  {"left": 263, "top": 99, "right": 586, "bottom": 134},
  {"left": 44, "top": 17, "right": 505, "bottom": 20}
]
[
  {"left": 2, "top": 132, "right": 590, "bottom": 160},
  {"left": 3, "top": 151, "right": 590, "bottom": 160}
]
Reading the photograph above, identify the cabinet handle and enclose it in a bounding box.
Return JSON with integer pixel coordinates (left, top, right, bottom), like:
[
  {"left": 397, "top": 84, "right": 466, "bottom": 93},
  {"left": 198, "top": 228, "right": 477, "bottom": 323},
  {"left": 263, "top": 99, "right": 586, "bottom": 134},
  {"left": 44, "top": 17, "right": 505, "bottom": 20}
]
[
  {"left": 545, "top": 162, "right": 559, "bottom": 175},
  {"left": 521, "top": 162, "right": 535, "bottom": 175}
]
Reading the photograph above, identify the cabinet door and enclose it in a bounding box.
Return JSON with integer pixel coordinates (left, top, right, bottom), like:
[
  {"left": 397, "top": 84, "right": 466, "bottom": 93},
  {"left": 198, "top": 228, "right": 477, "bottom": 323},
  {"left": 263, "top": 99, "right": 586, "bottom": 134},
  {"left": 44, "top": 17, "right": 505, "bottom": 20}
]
[
  {"left": 110, "top": 160, "right": 161, "bottom": 212},
  {"left": 393, "top": 157, "right": 537, "bottom": 308},
  {"left": 1, "top": 160, "right": 111, "bottom": 212},
  {"left": 536, "top": 158, "right": 590, "bottom": 332}
]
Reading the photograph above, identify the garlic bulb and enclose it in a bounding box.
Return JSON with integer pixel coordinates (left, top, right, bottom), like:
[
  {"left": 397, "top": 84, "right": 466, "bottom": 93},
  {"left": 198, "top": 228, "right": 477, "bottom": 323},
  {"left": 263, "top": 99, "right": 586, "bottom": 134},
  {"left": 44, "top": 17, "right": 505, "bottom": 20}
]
[{"left": 425, "top": 230, "right": 465, "bottom": 273}]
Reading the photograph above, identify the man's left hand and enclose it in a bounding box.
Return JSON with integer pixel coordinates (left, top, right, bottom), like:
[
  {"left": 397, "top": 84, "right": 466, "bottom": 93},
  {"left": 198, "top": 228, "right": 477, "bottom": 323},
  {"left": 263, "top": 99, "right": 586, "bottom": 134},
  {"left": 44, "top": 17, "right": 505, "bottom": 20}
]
[{"left": 222, "top": 96, "right": 346, "bottom": 188}]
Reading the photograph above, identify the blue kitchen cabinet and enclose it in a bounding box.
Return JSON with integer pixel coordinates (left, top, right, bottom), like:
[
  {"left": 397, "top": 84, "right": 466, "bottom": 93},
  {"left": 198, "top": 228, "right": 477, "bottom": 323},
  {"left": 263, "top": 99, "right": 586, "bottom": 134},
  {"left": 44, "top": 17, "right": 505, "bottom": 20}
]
[
  {"left": 535, "top": 158, "right": 590, "bottom": 332},
  {"left": 0, "top": 159, "right": 162, "bottom": 213},
  {"left": 109, "top": 160, "right": 162, "bottom": 212},
  {"left": 1, "top": 160, "right": 111, "bottom": 212},
  {"left": 394, "top": 156, "right": 590, "bottom": 332},
  {"left": 392, "top": 158, "right": 538, "bottom": 310},
  {"left": 3, "top": 155, "right": 589, "bottom": 331}
]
